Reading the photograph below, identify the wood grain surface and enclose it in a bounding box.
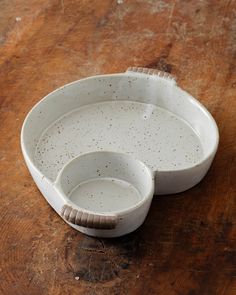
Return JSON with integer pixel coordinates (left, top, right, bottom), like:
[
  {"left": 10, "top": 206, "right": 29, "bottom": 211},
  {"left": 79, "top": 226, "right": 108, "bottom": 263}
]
[{"left": 0, "top": 0, "right": 236, "bottom": 294}]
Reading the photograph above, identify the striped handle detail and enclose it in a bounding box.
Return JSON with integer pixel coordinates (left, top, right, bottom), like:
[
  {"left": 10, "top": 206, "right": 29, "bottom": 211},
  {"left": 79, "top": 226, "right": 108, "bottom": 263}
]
[
  {"left": 61, "top": 205, "right": 118, "bottom": 230},
  {"left": 126, "top": 67, "right": 176, "bottom": 82}
]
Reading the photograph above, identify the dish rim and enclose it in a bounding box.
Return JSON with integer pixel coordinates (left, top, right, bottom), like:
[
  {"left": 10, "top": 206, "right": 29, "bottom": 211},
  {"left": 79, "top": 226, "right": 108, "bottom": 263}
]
[{"left": 21, "top": 72, "right": 219, "bottom": 184}]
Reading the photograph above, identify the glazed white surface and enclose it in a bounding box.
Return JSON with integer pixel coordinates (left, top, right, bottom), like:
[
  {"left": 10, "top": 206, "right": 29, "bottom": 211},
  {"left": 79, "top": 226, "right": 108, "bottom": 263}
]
[
  {"left": 68, "top": 177, "right": 142, "bottom": 213},
  {"left": 22, "top": 71, "right": 219, "bottom": 199},
  {"left": 35, "top": 100, "right": 203, "bottom": 181},
  {"left": 21, "top": 69, "right": 219, "bottom": 236},
  {"left": 53, "top": 151, "right": 154, "bottom": 237}
]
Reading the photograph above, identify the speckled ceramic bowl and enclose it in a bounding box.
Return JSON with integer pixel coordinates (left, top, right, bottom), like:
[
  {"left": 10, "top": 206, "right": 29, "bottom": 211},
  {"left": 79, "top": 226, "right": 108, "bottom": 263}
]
[
  {"left": 55, "top": 151, "right": 154, "bottom": 237},
  {"left": 21, "top": 67, "right": 219, "bottom": 236}
]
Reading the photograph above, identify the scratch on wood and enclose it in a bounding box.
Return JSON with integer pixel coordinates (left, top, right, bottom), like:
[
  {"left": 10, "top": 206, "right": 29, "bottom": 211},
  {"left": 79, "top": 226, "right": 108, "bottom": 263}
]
[
  {"left": 61, "top": 0, "right": 65, "bottom": 13},
  {"left": 166, "top": 1, "right": 176, "bottom": 35}
]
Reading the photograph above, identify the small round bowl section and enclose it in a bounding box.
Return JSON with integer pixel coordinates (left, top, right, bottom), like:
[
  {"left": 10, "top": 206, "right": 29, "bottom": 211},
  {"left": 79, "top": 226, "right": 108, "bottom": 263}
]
[{"left": 55, "top": 151, "right": 155, "bottom": 237}]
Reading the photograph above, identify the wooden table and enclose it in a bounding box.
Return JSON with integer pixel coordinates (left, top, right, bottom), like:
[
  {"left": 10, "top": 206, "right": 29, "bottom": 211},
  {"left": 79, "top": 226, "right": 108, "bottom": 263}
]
[{"left": 0, "top": 1, "right": 235, "bottom": 294}]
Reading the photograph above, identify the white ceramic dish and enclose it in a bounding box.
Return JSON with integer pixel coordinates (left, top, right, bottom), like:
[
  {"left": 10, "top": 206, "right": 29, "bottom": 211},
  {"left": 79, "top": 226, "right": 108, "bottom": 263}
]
[
  {"left": 21, "top": 67, "right": 219, "bottom": 236},
  {"left": 56, "top": 151, "right": 154, "bottom": 237}
]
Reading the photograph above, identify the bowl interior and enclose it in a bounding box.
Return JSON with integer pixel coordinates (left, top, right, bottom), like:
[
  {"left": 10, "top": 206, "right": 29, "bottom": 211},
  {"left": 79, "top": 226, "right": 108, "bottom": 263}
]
[
  {"left": 56, "top": 152, "right": 154, "bottom": 214},
  {"left": 21, "top": 73, "right": 218, "bottom": 195},
  {"left": 22, "top": 74, "right": 218, "bottom": 175}
]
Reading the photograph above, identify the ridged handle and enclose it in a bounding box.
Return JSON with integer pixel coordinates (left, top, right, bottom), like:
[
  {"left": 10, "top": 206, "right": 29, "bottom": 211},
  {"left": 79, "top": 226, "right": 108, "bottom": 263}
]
[
  {"left": 126, "top": 67, "right": 176, "bottom": 82},
  {"left": 61, "top": 205, "right": 118, "bottom": 230}
]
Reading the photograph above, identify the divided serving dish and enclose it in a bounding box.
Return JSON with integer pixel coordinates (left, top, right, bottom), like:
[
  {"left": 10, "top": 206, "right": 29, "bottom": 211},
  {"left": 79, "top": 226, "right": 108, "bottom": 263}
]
[{"left": 21, "top": 67, "right": 219, "bottom": 237}]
